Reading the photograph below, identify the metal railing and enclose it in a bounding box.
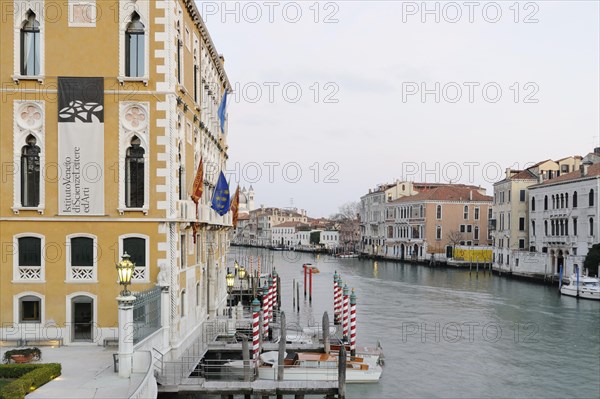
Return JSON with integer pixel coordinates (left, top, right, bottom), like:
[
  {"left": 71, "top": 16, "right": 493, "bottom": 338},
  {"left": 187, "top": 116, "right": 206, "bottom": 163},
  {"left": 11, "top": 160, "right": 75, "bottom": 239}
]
[{"left": 132, "top": 286, "right": 161, "bottom": 344}]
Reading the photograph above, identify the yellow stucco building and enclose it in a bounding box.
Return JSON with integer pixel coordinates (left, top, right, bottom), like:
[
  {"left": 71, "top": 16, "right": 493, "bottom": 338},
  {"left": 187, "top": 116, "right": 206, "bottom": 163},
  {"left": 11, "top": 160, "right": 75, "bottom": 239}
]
[{"left": 0, "top": 0, "right": 232, "bottom": 356}]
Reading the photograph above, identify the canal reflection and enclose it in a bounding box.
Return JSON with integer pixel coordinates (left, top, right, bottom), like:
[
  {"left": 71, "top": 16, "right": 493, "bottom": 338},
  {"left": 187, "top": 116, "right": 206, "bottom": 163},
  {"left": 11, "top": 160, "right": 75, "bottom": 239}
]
[{"left": 227, "top": 247, "right": 600, "bottom": 398}]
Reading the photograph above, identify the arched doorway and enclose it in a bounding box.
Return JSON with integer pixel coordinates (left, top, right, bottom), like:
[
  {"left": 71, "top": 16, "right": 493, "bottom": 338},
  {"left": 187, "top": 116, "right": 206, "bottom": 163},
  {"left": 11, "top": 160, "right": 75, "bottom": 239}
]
[
  {"left": 557, "top": 250, "right": 564, "bottom": 274},
  {"left": 400, "top": 244, "right": 405, "bottom": 260},
  {"left": 70, "top": 295, "right": 94, "bottom": 342}
]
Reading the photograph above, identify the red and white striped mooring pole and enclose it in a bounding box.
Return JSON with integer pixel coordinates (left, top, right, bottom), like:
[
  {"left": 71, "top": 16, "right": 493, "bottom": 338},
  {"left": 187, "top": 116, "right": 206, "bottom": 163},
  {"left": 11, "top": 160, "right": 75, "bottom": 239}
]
[
  {"left": 272, "top": 268, "right": 278, "bottom": 310},
  {"left": 252, "top": 298, "right": 261, "bottom": 362},
  {"left": 267, "top": 275, "right": 274, "bottom": 327},
  {"left": 262, "top": 285, "right": 269, "bottom": 339},
  {"left": 333, "top": 271, "right": 339, "bottom": 324},
  {"left": 342, "top": 284, "right": 349, "bottom": 342},
  {"left": 350, "top": 288, "right": 357, "bottom": 356},
  {"left": 335, "top": 275, "right": 343, "bottom": 325}
]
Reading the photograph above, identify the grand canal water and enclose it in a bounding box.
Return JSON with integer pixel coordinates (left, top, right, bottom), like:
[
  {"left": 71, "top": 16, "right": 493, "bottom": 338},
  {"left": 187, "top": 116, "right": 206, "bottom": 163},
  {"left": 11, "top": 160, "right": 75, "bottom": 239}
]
[{"left": 228, "top": 247, "right": 600, "bottom": 398}]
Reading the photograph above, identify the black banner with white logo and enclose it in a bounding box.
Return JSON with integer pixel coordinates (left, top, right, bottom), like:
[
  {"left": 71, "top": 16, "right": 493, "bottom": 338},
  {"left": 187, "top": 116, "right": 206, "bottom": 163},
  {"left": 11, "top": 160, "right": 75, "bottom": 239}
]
[{"left": 58, "top": 77, "right": 104, "bottom": 215}]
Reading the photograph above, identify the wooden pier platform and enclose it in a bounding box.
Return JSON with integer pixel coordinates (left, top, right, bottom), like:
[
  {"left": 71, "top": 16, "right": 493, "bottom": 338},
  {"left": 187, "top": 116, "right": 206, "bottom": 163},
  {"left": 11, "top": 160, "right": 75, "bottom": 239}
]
[{"left": 160, "top": 379, "right": 338, "bottom": 397}]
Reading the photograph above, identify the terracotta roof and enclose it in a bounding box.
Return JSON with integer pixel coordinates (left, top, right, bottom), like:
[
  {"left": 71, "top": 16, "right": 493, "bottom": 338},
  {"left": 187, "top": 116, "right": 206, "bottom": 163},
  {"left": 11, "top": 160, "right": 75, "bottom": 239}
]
[
  {"left": 531, "top": 163, "right": 600, "bottom": 187},
  {"left": 391, "top": 186, "right": 492, "bottom": 203},
  {"left": 511, "top": 169, "right": 538, "bottom": 180},
  {"left": 528, "top": 159, "right": 552, "bottom": 168}
]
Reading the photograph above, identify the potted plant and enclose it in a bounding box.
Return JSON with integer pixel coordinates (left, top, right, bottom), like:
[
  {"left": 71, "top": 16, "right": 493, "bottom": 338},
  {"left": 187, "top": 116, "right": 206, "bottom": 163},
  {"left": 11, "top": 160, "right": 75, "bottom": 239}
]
[{"left": 2, "top": 347, "right": 41, "bottom": 363}]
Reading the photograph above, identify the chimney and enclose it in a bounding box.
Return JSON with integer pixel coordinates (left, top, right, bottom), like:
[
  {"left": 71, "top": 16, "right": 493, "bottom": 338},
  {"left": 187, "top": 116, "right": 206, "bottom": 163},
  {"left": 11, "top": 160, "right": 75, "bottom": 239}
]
[
  {"left": 469, "top": 190, "right": 473, "bottom": 201},
  {"left": 505, "top": 168, "right": 512, "bottom": 179},
  {"left": 581, "top": 160, "right": 592, "bottom": 177}
]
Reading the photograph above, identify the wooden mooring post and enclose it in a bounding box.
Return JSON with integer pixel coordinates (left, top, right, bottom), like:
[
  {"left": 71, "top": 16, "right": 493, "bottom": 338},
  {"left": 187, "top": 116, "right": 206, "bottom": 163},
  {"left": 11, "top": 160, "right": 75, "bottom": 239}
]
[
  {"left": 296, "top": 282, "right": 300, "bottom": 312},
  {"left": 242, "top": 335, "right": 251, "bottom": 382},
  {"left": 277, "top": 311, "right": 286, "bottom": 382},
  {"left": 338, "top": 344, "right": 347, "bottom": 399},
  {"left": 322, "top": 311, "right": 330, "bottom": 353}
]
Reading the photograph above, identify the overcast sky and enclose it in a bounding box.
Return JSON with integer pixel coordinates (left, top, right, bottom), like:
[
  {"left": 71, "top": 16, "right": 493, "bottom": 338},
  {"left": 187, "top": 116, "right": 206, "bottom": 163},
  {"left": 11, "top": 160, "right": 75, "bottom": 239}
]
[{"left": 199, "top": 1, "right": 600, "bottom": 217}]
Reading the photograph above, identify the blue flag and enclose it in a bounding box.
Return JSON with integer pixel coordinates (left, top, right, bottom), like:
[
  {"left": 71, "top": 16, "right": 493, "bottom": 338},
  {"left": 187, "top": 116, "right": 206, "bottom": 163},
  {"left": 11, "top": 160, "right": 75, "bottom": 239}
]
[
  {"left": 211, "top": 171, "right": 231, "bottom": 216},
  {"left": 217, "top": 90, "right": 228, "bottom": 134}
]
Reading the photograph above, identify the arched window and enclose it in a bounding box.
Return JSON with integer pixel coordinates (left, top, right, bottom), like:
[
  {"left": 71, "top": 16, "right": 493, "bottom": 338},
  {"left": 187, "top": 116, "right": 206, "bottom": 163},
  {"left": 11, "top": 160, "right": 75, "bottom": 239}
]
[
  {"left": 544, "top": 195, "right": 548, "bottom": 210},
  {"left": 125, "top": 136, "right": 145, "bottom": 208},
  {"left": 551, "top": 195, "right": 555, "bottom": 209},
  {"left": 21, "top": 134, "right": 40, "bottom": 207},
  {"left": 560, "top": 194, "right": 564, "bottom": 208},
  {"left": 565, "top": 193, "right": 569, "bottom": 208},
  {"left": 436, "top": 205, "right": 442, "bottom": 219},
  {"left": 589, "top": 189, "right": 595, "bottom": 207},
  {"left": 532, "top": 220, "right": 536, "bottom": 236},
  {"left": 125, "top": 13, "right": 145, "bottom": 77},
  {"left": 14, "top": 235, "right": 45, "bottom": 282},
  {"left": 122, "top": 235, "right": 148, "bottom": 281},
  {"left": 180, "top": 290, "right": 186, "bottom": 317},
  {"left": 531, "top": 196, "right": 535, "bottom": 211},
  {"left": 196, "top": 282, "right": 201, "bottom": 307},
  {"left": 573, "top": 191, "right": 578, "bottom": 208},
  {"left": 474, "top": 226, "right": 479, "bottom": 240},
  {"left": 68, "top": 235, "right": 97, "bottom": 281},
  {"left": 590, "top": 218, "right": 595, "bottom": 236},
  {"left": 463, "top": 205, "right": 468, "bottom": 220},
  {"left": 20, "top": 11, "right": 40, "bottom": 76},
  {"left": 193, "top": 52, "right": 199, "bottom": 103},
  {"left": 544, "top": 220, "right": 548, "bottom": 236},
  {"left": 176, "top": 21, "right": 182, "bottom": 83}
]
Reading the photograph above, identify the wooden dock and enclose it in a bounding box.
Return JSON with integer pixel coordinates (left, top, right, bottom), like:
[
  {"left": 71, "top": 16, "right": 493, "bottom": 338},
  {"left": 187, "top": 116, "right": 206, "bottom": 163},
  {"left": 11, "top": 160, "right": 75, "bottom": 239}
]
[{"left": 160, "top": 379, "right": 338, "bottom": 398}]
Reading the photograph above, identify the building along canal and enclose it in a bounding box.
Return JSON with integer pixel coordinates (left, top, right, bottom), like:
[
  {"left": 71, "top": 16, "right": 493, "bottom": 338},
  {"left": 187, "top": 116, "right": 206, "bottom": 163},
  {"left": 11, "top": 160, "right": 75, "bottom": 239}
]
[{"left": 228, "top": 246, "right": 600, "bottom": 398}]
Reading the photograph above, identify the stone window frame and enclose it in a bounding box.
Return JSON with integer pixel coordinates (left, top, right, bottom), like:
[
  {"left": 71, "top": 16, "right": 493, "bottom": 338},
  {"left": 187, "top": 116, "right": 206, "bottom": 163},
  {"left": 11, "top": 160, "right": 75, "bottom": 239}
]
[
  {"left": 12, "top": 233, "right": 45, "bottom": 283},
  {"left": 12, "top": 2, "right": 45, "bottom": 83},
  {"left": 12, "top": 101, "right": 45, "bottom": 214},
  {"left": 65, "top": 233, "right": 98, "bottom": 283},
  {"left": 118, "top": 102, "right": 150, "bottom": 215}
]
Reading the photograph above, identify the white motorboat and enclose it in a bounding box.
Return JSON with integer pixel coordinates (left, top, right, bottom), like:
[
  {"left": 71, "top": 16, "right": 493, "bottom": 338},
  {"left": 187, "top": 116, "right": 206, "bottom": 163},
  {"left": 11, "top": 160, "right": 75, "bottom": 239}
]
[
  {"left": 337, "top": 253, "right": 359, "bottom": 258},
  {"left": 257, "top": 352, "right": 382, "bottom": 383},
  {"left": 560, "top": 273, "right": 600, "bottom": 300}
]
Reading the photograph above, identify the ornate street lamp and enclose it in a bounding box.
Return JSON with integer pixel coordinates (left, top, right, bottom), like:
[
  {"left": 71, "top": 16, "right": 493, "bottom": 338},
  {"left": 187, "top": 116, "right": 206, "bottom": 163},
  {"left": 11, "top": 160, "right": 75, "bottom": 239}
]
[
  {"left": 116, "top": 252, "right": 135, "bottom": 296},
  {"left": 226, "top": 270, "right": 235, "bottom": 293},
  {"left": 115, "top": 252, "right": 136, "bottom": 379},
  {"left": 238, "top": 266, "right": 247, "bottom": 305},
  {"left": 226, "top": 270, "right": 235, "bottom": 317}
]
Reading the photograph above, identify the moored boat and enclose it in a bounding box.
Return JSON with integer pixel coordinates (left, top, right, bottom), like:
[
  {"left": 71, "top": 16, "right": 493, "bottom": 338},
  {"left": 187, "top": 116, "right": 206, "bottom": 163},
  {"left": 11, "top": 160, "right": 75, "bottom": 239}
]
[
  {"left": 560, "top": 273, "right": 600, "bottom": 300},
  {"left": 257, "top": 352, "right": 383, "bottom": 383}
]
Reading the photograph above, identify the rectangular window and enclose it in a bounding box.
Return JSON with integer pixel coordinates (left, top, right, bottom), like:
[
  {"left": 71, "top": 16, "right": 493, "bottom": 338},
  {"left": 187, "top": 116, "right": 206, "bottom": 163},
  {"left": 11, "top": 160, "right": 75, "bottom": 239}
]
[
  {"left": 519, "top": 189, "right": 526, "bottom": 202},
  {"left": 460, "top": 225, "right": 466, "bottom": 233},
  {"left": 123, "top": 237, "right": 146, "bottom": 280},
  {"left": 474, "top": 207, "right": 480, "bottom": 220},
  {"left": 16, "top": 236, "right": 43, "bottom": 281},
  {"left": 573, "top": 218, "right": 578, "bottom": 236},
  {"left": 508, "top": 190, "right": 511, "bottom": 203},
  {"left": 180, "top": 234, "right": 187, "bottom": 268},
  {"left": 20, "top": 297, "right": 41, "bottom": 323},
  {"left": 519, "top": 217, "right": 525, "bottom": 231},
  {"left": 519, "top": 239, "right": 525, "bottom": 249},
  {"left": 467, "top": 225, "right": 472, "bottom": 233},
  {"left": 488, "top": 208, "right": 492, "bottom": 220},
  {"left": 463, "top": 206, "right": 468, "bottom": 220}
]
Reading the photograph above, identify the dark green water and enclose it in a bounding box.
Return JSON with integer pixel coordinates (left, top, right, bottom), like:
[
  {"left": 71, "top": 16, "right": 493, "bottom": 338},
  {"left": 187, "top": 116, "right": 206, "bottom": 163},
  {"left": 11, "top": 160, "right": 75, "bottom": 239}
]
[{"left": 229, "top": 247, "right": 600, "bottom": 399}]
